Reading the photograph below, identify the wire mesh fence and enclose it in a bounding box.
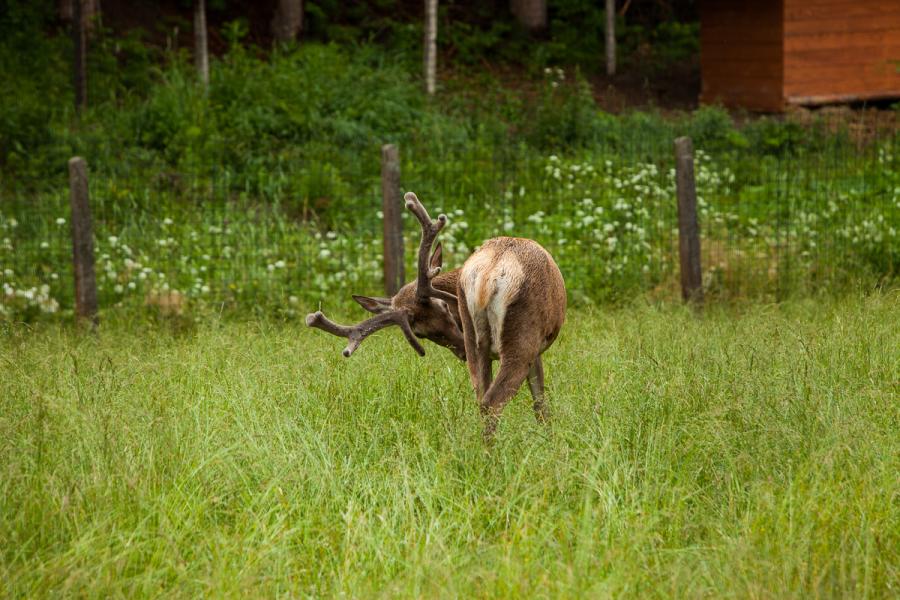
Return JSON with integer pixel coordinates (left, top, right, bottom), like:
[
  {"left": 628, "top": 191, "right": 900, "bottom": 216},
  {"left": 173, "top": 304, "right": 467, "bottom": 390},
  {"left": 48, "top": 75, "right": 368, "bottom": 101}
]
[{"left": 1, "top": 122, "right": 897, "bottom": 319}]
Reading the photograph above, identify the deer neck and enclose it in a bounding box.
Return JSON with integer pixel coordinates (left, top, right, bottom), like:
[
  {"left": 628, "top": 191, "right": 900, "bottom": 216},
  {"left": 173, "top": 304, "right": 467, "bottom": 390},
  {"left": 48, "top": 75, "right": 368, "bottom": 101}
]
[{"left": 432, "top": 268, "right": 460, "bottom": 297}]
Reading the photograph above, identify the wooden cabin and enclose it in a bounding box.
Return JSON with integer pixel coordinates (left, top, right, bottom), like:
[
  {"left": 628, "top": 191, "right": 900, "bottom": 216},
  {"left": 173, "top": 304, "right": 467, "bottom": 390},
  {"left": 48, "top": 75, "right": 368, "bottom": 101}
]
[{"left": 699, "top": 0, "right": 900, "bottom": 111}]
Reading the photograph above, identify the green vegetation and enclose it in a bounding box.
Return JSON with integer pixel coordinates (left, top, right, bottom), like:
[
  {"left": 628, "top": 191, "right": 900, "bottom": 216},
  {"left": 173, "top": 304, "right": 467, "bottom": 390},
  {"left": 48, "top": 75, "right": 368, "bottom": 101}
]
[
  {"left": 2, "top": 6, "right": 897, "bottom": 599},
  {"left": 0, "top": 4, "right": 897, "bottom": 322},
  {"left": 2, "top": 296, "right": 897, "bottom": 596},
  {"left": 4, "top": 138, "right": 896, "bottom": 320},
  {"left": 0, "top": 4, "right": 892, "bottom": 185}
]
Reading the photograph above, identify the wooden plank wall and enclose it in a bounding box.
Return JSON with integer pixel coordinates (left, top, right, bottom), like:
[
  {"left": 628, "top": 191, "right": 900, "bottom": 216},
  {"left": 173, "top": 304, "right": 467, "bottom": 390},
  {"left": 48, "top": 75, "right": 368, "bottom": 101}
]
[
  {"left": 699, "top": 0, "right": 785, "bottom": 111},
  {"left": 783, "top": 0, "right": 900, "bottom": 105}
]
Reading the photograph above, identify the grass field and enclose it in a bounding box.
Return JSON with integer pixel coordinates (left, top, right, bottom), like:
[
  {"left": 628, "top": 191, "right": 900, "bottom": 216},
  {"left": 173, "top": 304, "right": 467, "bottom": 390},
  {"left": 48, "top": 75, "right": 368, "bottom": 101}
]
[{"left": 1, "top": 295, "right": 898, "bottom": 598}]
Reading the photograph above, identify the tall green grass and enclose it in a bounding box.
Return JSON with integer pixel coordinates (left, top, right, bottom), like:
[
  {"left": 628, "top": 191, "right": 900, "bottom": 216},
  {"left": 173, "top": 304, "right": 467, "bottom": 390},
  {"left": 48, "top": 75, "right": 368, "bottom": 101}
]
[{"left": 2, "top": 295, "right": 897, "bottom": 597}]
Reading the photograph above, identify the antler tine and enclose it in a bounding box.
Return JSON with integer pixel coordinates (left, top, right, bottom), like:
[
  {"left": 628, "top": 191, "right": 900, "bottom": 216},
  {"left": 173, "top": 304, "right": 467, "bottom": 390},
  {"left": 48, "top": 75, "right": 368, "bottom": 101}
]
[
  {"left": 306, "top": 310, "right": 425, "bottom": 358},
  {"left": 404, "top": 191, "right": 459, "bottom": 309}
]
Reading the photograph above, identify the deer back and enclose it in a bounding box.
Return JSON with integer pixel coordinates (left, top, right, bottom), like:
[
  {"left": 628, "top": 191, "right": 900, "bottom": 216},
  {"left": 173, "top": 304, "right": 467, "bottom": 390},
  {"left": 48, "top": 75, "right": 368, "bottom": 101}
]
[{"left": 459, "top": 237, "right": 566, "bottom": 357}]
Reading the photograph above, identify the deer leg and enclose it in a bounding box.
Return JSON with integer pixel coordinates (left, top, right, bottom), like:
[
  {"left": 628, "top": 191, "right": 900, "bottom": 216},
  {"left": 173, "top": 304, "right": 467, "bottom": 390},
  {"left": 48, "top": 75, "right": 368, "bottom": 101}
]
[
  {"left": 480, "top": 357, "right": 531, "bottom": 442},
  {"left": 458, "top": 288, "right": 492, "bottom": 402},
  {"left": 527, "top": 355, "right": 548, "bottom": 424}
]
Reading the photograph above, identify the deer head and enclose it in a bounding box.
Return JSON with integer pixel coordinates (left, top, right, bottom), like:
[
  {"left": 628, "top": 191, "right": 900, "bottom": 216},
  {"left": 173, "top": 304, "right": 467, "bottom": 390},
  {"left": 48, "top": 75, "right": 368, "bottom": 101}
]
[{"left": 306, "top": 192, "right": 466, "bottom": 360}]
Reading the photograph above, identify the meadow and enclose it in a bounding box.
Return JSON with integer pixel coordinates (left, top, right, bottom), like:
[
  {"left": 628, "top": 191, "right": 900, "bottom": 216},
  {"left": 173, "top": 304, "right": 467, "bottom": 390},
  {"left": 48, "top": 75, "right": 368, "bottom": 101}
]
[
  {"left": 2, "top": 295, "right": 897, "bottom": 597},
  {"left": 2, "top": 5, "right": 899, "bottom": 597}
]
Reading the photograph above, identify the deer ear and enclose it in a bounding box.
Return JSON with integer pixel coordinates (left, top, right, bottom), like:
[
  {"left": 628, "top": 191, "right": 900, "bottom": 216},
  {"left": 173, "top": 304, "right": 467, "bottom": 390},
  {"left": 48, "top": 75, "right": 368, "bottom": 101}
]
[
  {"left": 429, "top": 242, "right": 443, "bottom": 271},
  {"left": 352, "top": 295, "right": 393, "bottom": 314}
]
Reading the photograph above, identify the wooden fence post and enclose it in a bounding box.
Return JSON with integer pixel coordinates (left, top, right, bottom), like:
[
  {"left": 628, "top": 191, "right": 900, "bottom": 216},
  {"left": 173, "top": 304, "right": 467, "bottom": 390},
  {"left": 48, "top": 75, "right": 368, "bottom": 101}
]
[
  {"left": 674, "top": 137, "right": 703, "bottom": 303},
  {"left": 68, "top": 157, "right": 99, "bottom": 325},
  {"left": 381, "top": 144, "right": 405, "bottom": 296}
]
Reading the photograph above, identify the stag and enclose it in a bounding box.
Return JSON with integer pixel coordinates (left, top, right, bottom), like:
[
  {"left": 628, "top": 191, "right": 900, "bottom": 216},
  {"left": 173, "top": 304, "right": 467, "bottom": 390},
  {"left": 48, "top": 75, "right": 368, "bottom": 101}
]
[{"left": 306, "top": 192, "right": 566, "bottom": 439}]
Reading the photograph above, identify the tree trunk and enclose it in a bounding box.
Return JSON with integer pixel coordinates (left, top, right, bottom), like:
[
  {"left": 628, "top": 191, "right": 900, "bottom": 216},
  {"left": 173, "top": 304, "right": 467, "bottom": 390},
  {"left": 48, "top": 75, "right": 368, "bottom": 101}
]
[
  {"left": 510, "top": 0, "right": 546, "bottom": 32},
  {"left": 606, "top": 0, "right": 616, "bottom": 76},
  {"left": 71, "top": 0, "right": 87, "bottom": 112},
  {"left": 423, "top": 0, "right": 437, "bottom": 95},
  {"left": 271, "top": 0, "right": 304, "bottom": 43},
  {"left": 60, "top": 0, "right": 100, "bottom": 31},
  {"left": 194, "top": 0, "right": 209, "bottom": 86}
]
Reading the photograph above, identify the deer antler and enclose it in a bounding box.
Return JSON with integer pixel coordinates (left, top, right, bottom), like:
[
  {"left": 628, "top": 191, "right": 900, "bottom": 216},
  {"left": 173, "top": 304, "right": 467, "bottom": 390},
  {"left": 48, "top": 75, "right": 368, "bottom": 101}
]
[
  {"left": 404, "top": 191, "right": 458, "bottom": 310},
  {"left": 306, "top": 310, "right": 425, "bottom": 358}
]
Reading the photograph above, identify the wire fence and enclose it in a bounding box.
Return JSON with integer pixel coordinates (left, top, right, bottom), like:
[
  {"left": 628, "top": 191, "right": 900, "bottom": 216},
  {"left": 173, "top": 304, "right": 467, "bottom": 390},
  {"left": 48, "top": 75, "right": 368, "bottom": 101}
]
[{"left": 1, "top": 123, "right": 898, "bottom": 319}]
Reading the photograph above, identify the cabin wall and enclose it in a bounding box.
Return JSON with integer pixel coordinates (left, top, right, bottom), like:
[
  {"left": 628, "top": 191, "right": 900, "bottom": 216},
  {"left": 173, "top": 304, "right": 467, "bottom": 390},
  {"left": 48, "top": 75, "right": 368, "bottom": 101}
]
[
  {"left": 699, "top": 0, "right": 784, "bottom": 111},
  {"left": 783, "top": 0, "right": 900, "bottom": 105}
]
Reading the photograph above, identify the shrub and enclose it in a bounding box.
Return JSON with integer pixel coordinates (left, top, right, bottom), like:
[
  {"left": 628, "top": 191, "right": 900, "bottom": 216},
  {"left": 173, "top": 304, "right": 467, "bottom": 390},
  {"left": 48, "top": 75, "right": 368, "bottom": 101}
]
[{"left": 529, "top": 68, "right": 617, "bottom": 150}]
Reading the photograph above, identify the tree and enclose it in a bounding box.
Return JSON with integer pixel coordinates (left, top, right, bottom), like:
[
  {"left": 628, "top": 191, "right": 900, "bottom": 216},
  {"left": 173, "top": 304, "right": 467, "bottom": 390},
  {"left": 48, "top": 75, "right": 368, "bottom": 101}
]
[
  {"left": 606, "top": 0, "right": 616, "bottom": 75},
  {"left": 194, "top": 0, "right": 209, "bottom": 86},
  {"left": 424, "top": 0, "right": 437, "bottom": 95},
  {"left": 60, "top": 0, "right": 100, "bottom": 111},
  {"left": 70, "top": 0, "right": 89, "bottom": 112},
  {"left": 271, "top": 0, "right": 303, "bottom": 43},
  {"left": 510, "top": 0, "right": 547, "bottom": 32},
  {"left": 59, "top": 0, "right": 99, "bottom": 30}
]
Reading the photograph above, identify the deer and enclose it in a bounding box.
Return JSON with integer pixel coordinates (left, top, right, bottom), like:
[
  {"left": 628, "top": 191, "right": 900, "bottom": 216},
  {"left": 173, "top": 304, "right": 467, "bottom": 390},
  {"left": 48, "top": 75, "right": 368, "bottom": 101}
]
[{"left": 306, "top": 192, "right": 566, "bottom": 440}]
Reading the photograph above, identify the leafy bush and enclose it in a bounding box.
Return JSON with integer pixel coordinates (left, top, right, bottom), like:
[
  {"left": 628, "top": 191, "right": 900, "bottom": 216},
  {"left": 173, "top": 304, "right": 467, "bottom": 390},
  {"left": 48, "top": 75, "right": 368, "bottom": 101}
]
[
  {"left": 687, "top": 106, "right": 738, "bottom": 151},
  {"left": 644, "top": 21, "right": 700, "bottom": 72},
  {"left": 529, "top": 67, "right": 617, "bottom": 150},
  {"left": 743, "top": 118, "right": 809, "bottom": 156},
  {"left": 0, "top": 3, "right": 71, "bottom": 179}
]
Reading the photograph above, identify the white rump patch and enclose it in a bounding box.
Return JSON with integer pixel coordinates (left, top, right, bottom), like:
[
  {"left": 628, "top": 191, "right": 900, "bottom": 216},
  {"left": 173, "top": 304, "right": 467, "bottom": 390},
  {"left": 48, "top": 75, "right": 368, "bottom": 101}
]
[{"left": 461, "top": 251, "right": 523, "bottom": 355}]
